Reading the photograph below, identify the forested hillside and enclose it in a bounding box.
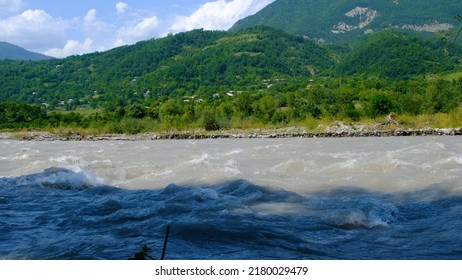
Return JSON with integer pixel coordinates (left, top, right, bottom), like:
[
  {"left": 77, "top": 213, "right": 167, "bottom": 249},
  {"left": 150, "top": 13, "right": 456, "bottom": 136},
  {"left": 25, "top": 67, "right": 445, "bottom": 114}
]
[
  {"left": 0, "top": 26, "right": 332, "bottom": 108},
  {"left": 1, "top": 24, "right": 462, "bottom": 134},
  {"left": 232, "top": 0, "right": 462, "bottom": 43},
  {"left": 337, "top": 30, "right": 462, "bottom": 78}
]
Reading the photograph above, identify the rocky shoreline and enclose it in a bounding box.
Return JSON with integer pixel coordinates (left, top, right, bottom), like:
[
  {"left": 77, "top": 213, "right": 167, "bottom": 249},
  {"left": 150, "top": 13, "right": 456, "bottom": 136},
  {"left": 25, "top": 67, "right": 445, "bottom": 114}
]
[{"left": 2, "top": 125, "right": 461, "bottom": 141}]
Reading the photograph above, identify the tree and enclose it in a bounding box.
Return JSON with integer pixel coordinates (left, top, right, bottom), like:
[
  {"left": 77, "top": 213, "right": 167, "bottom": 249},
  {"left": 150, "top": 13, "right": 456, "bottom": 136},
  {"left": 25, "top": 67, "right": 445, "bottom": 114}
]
[
  {"left": 159, "top": 100, "right": 182, "bottom": 125},
  {"left": 0, "top": 102, "right": 47, "bottom": 126},
  {"left": 125, "top": 104, "right": 146, "bottom": 119},
  {"left": 234, "top": 92, "right": 253, "bottom": 117},
  {"left": 252, "top": 95, "right": 278, "bottom": 123},
  {"left": 369, "top": 93, "right": 394, "bottom": 118},
  {"left": 201, "top": 109, "right": 221, "bottom": 131}
]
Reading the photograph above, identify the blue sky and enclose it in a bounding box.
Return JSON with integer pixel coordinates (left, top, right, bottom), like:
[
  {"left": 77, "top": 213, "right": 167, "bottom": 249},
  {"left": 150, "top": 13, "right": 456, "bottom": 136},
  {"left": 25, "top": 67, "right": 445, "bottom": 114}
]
[{"left": 0, "top": 0, "right": 273, "bottom": 57}]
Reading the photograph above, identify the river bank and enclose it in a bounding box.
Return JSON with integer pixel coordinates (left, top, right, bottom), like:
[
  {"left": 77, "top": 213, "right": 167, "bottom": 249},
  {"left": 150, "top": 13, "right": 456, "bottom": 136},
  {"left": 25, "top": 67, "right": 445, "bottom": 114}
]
[{"left": 2, "top": 123, "right": 461, "bottom": 141}]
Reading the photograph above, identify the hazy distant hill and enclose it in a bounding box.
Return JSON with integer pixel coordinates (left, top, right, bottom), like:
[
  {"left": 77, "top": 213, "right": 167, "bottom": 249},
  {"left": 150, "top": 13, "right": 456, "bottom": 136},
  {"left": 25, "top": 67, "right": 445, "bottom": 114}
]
[
  {"left": 232, "top": 0, "right": 462, "bottom": 42},
  {"left": 0, "top": 42, "right": 53, "bottom": 61}
]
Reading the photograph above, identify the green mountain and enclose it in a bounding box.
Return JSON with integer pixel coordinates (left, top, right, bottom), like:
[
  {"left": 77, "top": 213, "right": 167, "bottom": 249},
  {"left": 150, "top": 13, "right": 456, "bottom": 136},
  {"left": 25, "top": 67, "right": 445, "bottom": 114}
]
[
  {"left": 337, "top": 30, "right": 462, "bottom": 78},
  {"left": 1, "top": 25, "right": 461, "bottom": 110},
  {"left": 232, "top": 0, "right": 462, "bottom": 43},
  {"left": 1, "top": 27, "right": 462, "bottom": 132},
  {"left": 0, "top": 27, "right": 333, "bottom": 106},
  {"left": 0, "top": 42, "right": 53, "bottom": 61}
]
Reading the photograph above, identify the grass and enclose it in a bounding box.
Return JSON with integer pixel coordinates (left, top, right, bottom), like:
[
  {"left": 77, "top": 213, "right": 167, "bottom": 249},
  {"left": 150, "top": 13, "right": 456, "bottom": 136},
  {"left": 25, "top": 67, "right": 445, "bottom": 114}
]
[
  {"left": 3, "top": 110, "right": 462, "bottom": 138},
  {"left": 397, "top": 109, "right": 462, "bottom": 129},
  {"left": 427, "top": 71, "right": 462, "bottom": 81},
  {"left": 442, "top": 71, "right": 462, "bottom": 81}
]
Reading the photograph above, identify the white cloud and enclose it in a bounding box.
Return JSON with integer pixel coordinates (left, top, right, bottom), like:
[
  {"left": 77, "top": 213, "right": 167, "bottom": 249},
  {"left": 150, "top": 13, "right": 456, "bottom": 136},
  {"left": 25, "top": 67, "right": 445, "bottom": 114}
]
[
  {"left": 45, "top": 38, "right": 94, "bottom": 57},
  {"left": 116, "top": 2, "right": 129, "bottom": 14},
  {"left": 1, "top": 0, "right": 273, "bottom": 57},
  {"left": 115, "top": 16, "right": 161, "bottom": 46},
  {"left": 0, "top": 9, "right": 67, "bottom": 51},
  {"left": 0, "top": 7, "right": 110, "bottom": 57},
  {"left": 45, "top": 9, "right": 120, "bottom": 57},
  {"left": 0, "top": 0, "right": 24, "bottom": 15},
  {"left": 169, "top": 0, "right": 273, "bottom": 33},
  {"left": 84, "top": 9, "right": 97, "bottom": 23},
  {"left": 0, "top": 6, "right": 121, "bottom": 57},
  {"left": 82, "top": 9, "right": 112, "bottom": 40}
]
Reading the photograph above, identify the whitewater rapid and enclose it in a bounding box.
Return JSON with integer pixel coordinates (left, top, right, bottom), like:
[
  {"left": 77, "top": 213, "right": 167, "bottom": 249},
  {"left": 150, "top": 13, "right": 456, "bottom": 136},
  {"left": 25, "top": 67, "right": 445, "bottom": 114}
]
[{"left": 1, "top": 137, "right": 462, "bottom": 194}]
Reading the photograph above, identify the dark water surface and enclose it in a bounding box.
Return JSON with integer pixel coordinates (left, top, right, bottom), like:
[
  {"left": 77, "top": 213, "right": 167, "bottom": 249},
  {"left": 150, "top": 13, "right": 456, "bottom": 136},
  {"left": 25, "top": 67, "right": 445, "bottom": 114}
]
[{"left": 1, "top": 168, "right": 461, "bottom": 260}]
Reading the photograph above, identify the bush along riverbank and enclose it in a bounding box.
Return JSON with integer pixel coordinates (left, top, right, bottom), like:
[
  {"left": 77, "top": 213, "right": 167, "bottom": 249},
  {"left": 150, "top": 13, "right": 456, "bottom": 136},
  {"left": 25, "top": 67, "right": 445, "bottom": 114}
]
[
  {"left": 5, "top": 121, "right": 462, "bottom": 141},
  {"left": 2, "top": 100, "right": 462, "bottom": 141}
]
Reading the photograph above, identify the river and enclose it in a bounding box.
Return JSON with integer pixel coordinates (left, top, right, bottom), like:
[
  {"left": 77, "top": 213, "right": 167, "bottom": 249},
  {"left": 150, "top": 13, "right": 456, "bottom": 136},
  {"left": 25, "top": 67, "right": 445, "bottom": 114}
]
[{"left": 1, "top": 137, "right": 461, "bottom": 259}]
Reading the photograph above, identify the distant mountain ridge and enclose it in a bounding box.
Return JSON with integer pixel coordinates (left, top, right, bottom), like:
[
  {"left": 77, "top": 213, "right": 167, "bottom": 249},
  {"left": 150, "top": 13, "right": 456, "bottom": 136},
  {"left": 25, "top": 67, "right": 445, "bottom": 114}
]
[
  {"left": 231, "top": 0, "right": 462, "bottom": 42},
  {"left": 0, "top": 42, "right": 53, "bottom": 61}
]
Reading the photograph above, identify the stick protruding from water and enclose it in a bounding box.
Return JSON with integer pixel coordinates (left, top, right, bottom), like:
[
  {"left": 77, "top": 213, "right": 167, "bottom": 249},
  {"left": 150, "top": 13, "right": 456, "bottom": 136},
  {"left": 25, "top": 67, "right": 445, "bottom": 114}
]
[{"left": 161, "top": 225, "right": 170, "bottom": 260}]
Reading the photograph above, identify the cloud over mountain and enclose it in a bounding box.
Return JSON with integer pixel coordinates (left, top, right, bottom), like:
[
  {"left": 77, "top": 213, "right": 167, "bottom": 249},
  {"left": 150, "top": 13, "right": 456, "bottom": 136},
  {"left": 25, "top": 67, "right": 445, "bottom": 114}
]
[
  {"left": 0, "top": 9, "right": 67, "bottom": 51},
  {"left": 0, "top": 0, "right": 273, "bottom": 57},
  {"left": 169, "top": 0, "right": 273, "bottom": 33}
]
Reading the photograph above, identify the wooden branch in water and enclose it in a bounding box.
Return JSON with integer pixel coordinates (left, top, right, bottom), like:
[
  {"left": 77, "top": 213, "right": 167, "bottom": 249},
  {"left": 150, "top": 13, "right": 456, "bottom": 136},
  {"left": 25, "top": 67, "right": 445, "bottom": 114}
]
[{"left": 161, "top": 225, "right": 171, "bottom": 260}]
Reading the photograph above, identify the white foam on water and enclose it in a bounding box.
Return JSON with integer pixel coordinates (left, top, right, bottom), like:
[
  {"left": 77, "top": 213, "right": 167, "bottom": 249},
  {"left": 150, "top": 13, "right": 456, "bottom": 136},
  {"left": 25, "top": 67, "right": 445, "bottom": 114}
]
[
  {"left": 88, "top": 159, "right": 114, "bottom": 169},
  {"left": 451, "top": 155, "right": 462, "bottom": 164},
  {"left": 4, "top": 167, "right": 107, "bottom": 190},
  {"left": 223, "top": 159, "right": 241, "bottom": 175},
  {"left": 11, "top": 148, "right": 39, "bottom": 161},
  {"left": 220, "top": 148, "right": 244, "bottom": 156},
  {"left": 49, "top": 155, "right": 86, "bottom": 165},
  {"left": 1, "top": 137, "right": 462, "bottom": 195}
]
